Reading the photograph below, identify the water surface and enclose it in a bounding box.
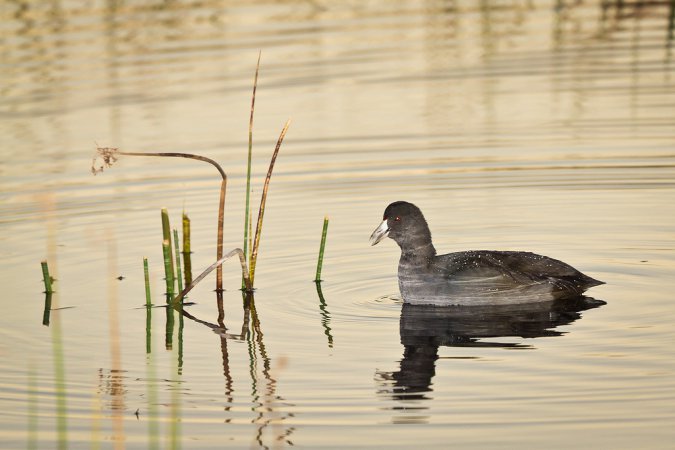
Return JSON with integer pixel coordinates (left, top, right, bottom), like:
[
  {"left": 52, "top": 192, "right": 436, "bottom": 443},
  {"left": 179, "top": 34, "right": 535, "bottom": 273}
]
[{"left": 2, "top": 1, "right": 675, "bottom": 448}]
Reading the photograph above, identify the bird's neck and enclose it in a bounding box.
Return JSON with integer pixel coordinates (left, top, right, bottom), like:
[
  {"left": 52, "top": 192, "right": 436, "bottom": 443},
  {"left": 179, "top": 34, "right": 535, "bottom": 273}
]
[
  {"left": 396, "top": 223, "right": 436, "bottom": 261},
  {"left": 399, "top": 241, "right": 436, "bottom": 263}
]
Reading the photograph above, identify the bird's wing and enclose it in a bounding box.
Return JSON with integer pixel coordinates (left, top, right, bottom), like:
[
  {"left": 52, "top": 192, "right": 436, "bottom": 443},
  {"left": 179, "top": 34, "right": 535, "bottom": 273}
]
[
  {"left": 432, "top": 251, "right": 531, "bottom": 283},
  {"left": 435, "top": 250, "right": 601, "bottom": 289}
]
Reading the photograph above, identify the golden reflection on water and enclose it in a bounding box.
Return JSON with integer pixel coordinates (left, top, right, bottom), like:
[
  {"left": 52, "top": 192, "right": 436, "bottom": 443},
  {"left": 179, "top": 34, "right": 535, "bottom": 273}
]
[
  {"left": 105, "top": 234, "right": 125, "bottom": 449},
  {"left": 1, "top": 0, "right": 673, "bottom": 194},
  {"left": 2, "top": 1, "right": 675, "bottom": 449}
]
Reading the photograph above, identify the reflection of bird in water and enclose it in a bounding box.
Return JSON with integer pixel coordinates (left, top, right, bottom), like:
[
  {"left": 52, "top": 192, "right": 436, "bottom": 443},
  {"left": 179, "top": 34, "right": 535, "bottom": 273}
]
[
  {"left": 370, "top": 201, "right": 604, "bottom": 305},
  {"left": 377, "top": 297, "right": 606, "bottom": 402}
]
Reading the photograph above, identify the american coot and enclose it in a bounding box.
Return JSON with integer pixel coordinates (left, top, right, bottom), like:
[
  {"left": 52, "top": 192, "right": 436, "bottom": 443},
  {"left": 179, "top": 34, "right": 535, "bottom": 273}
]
[{"left": 370, "top": 201, "right": 604, "bottom": 305}]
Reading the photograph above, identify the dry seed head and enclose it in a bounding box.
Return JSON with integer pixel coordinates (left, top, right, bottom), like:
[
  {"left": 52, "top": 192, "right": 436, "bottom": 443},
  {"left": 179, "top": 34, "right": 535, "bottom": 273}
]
[{"left": 91, "top": 147, "right": 120, "bottom": 175}]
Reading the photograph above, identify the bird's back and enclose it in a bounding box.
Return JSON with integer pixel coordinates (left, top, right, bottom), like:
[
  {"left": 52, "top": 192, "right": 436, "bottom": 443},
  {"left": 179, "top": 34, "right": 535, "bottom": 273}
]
[{"left": 398, "top": 250, "right": 603, "bottom": 306}]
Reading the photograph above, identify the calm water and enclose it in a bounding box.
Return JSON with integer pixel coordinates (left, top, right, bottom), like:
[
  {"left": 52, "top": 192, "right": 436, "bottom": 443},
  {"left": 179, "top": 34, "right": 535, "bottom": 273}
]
[{"left": 2, "top": 1, "right": 675, "bottom": 448}]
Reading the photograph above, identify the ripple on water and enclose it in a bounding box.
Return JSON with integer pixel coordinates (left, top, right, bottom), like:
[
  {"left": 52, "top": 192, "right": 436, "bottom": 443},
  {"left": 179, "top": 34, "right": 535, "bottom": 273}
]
[{"left": 254, "top": 275, "right": 403, "bottom": 326}]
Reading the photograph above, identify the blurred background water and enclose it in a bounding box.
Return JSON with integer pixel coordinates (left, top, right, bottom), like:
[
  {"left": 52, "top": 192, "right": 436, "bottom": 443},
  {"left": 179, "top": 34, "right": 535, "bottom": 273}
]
[{"left": 1, "top": 1, "right": 674, "bottom": 448}]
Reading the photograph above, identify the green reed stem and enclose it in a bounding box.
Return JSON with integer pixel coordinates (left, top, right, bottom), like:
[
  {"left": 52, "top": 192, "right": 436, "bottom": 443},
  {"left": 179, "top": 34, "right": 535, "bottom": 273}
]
[
  {"left": 243, "top": 53, "right": 261, "bottom": 289},
  {"left": 248, "top": 208, "right": 253, "bottom": 268},
  {"left": 161, "top": 208, "right": 175, "bottom": 280},
  {"left": 244, "top": 53, "right": 261, "bottom": 272},
  {"left": 41, "top": 260, "right": 53, "bottom": 293},
  {"left": 162, "top": 240, "right": 175, "bottom": 297},
  {"left": 182, "top": 213, "right": 192, "bottom": 285},
  {"left": 161, "top": 207, "right": 171, "bottom": 240},
  {"left": 143, "top": 257, "right": 151, "bottom": 306},
  {"left": 173, "top": 229, "right": 184, "bottom": 294},
  {"left": 315, "top": 216, "right": 330, "bottom": 282},
  {"left": 249, "top": 120, "right": 291, "bottom": 287},
  {"left": 42, "top": 292, "right": 52, "bottom": 326}
]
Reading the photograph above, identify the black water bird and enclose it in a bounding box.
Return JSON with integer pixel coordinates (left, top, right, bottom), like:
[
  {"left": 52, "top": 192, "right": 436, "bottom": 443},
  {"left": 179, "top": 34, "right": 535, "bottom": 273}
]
[{"left": 370, "top": 201, "right": 604, "bottom": 305}]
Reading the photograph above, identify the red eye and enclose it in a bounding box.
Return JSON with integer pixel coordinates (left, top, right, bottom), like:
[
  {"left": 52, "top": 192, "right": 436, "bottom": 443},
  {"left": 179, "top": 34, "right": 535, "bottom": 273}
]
[{"left": 394, "top": 216, "right": 401, "bottom": 222}]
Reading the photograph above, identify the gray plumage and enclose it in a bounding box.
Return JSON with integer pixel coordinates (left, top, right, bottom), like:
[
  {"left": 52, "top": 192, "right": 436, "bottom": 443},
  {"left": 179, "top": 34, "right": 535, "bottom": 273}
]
[{"left": 370, "top": 201, "right": 604, "bottom": 305}]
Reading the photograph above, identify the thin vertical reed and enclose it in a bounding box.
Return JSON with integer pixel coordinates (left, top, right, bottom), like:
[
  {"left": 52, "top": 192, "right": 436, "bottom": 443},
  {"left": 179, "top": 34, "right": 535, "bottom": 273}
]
[
  {"left": 244, "top": 52, "right": 261, "bottom": 272},
  {"left": 143, "top": 257, "right": 151, "bottom": 306},
  {"left": 42, "top": 293, "right": 52, "bottom": 326},
  {"left": 162, "top": 240, "right": 175, "bottom": 297},
  {"left": 182, "top": 213, "right": 192, "bottom": 285},
  {"left": 248, "top": 209, "right": 253, "bottom": 267},
  {"left": 41, "top": 261, "right": 53, "bottom": 293},
  {"left": 243, "top": 208, "right": 253, "bottom": 291},
  {"left": 315, "top": 216, "right": 329, "bottom": 282},
  {"left": 249, "top": 120, "right": 291, "bottom": 287},
  {"left": 216, "top": 179, "right": 226, "bottom": 291},
  {"left": 161, "top": 208, "right": 171, "bottom": 240},
  {"left": 172, "top": 229, "right": 184, "bottom": 294},
  {"left": 160, "top": 208, "right": 175, "bottom": 281}
]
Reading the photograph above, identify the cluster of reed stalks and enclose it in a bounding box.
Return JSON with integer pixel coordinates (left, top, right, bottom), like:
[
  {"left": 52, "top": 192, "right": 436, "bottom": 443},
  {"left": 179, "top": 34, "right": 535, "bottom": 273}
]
[{"left": 90, "top": 55, "right": 329, "bottom": 304}]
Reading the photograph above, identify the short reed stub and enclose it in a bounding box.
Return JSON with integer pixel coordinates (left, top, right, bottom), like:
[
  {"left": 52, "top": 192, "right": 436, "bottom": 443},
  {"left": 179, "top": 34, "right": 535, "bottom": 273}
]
[{"left": 315, "top": 216, "right": 330, "bottom": 282}]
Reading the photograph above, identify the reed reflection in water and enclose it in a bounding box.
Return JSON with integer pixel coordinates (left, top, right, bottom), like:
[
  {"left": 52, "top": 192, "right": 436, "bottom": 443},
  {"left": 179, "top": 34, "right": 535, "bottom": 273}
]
[{"left": 177, "top": 292, "right": 296, "bottom": 448}]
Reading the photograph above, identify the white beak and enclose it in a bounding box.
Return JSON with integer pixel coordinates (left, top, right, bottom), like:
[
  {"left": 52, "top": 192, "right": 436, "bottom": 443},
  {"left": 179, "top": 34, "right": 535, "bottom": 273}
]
[{"left": 369, "top": 219, "right": 390, "bottom": 246}]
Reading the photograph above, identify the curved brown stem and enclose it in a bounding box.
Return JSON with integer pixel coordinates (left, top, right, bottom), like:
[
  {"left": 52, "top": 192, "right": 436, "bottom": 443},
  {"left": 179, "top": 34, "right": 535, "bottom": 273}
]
[
  {"left": 118, "top": 151, "right": 226, "bottom": 179},
  {"left": 93, "top": 148, "right": 227, "bottom": 292}
]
